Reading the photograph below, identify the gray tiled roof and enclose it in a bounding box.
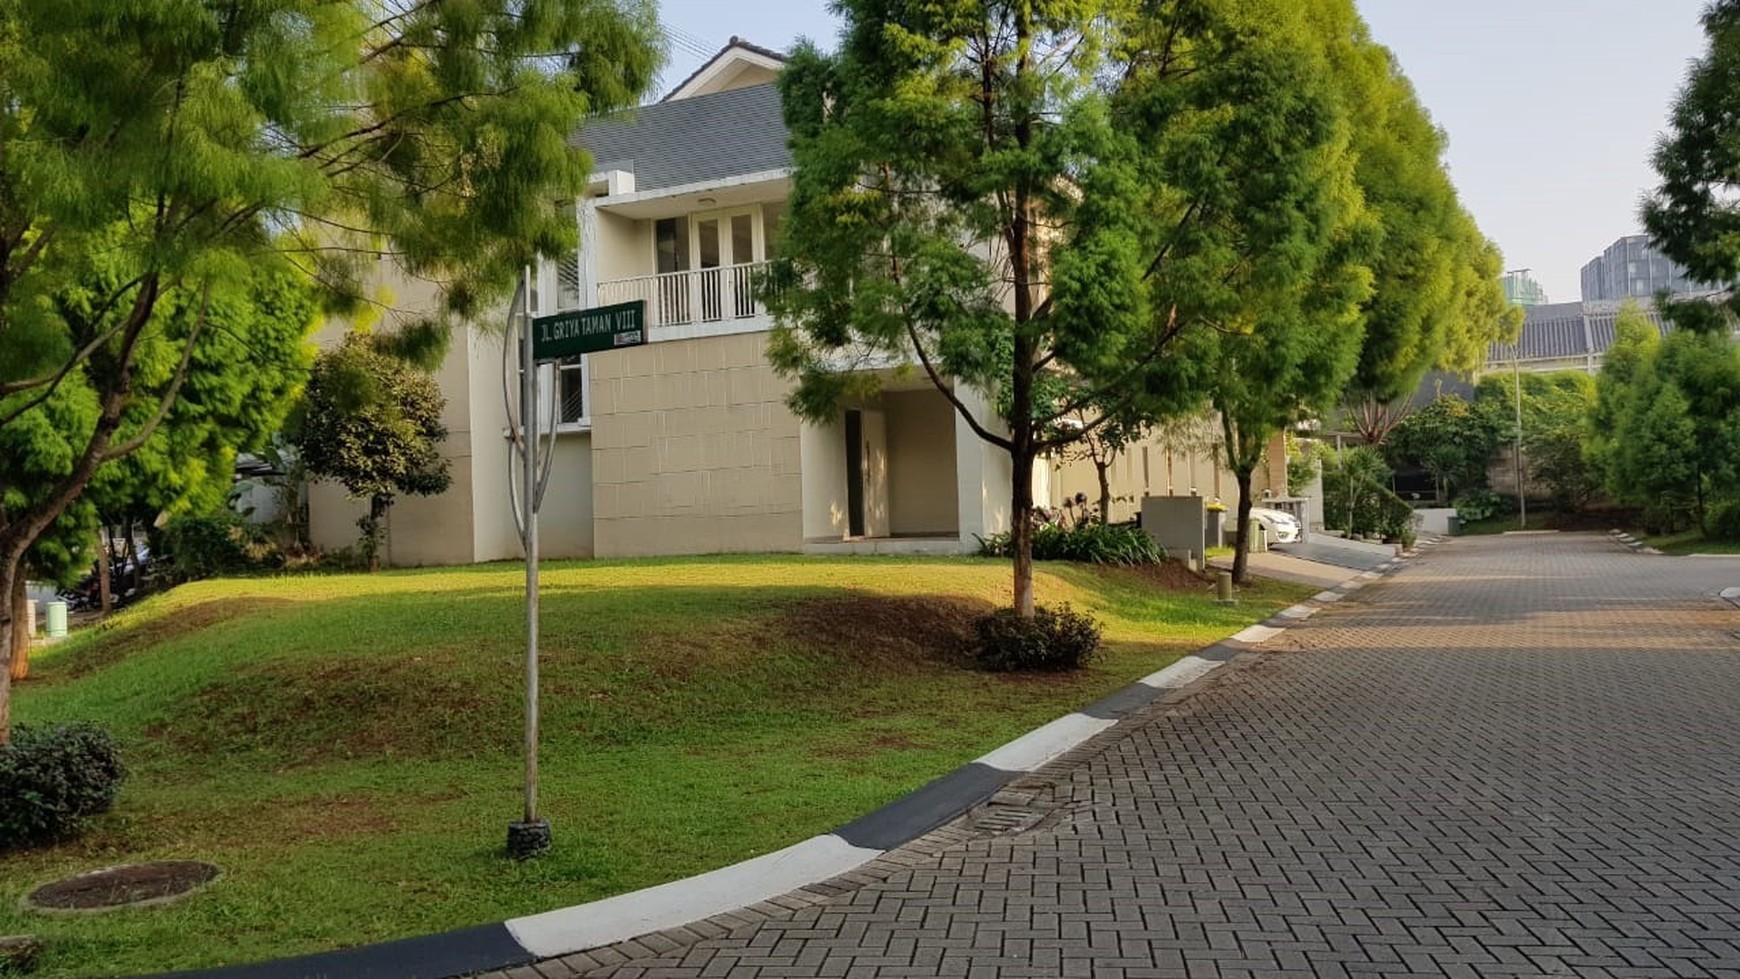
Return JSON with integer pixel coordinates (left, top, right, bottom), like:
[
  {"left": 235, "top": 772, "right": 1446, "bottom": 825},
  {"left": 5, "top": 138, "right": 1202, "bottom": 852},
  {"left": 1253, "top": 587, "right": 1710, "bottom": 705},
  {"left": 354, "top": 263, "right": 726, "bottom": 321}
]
[
  {"left": 1487, "top": 302, "right": 1670, "bottom": 364},
  {"left": 573, "top": 84, "right": 791, "bottom": 192}
]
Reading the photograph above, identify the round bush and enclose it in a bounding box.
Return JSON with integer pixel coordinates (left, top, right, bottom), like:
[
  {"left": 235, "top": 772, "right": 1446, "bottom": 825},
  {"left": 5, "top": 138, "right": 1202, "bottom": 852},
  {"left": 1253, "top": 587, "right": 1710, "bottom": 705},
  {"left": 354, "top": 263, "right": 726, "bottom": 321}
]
[
  {"left": 0, "top": 723, "right": 127, "bottom": 851},
  {"left": 973, "top": 603, "right": 1103, "bottom": 672},
  {"left": 1708, "top": 500, "right": 1740, "bottom": 542}
]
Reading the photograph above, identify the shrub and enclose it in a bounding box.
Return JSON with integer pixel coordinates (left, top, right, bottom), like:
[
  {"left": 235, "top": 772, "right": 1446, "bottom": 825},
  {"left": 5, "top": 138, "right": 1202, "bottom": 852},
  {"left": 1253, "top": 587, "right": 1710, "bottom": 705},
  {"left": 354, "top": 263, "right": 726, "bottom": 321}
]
[
  {"left": 972, "top": 603, "right": 1103, "bottom": 672},
  {"left": 976, "top": 522, "right": 1166, "bottom": 565},
  {"left": 0, "top": 723, "right": 127, "bottom": 850},
  {"left": 1453, "top": 489, "right": 1508, "bottom": 525},
  {"left": 159, "top": 511, "right": 282, "bottom": 581},
  {"left": 1709, "top": 500, "right": 1740, "bottom": 542},
  {"left": 1323, "top": 446, "right": 1414, "bottom": 539}
]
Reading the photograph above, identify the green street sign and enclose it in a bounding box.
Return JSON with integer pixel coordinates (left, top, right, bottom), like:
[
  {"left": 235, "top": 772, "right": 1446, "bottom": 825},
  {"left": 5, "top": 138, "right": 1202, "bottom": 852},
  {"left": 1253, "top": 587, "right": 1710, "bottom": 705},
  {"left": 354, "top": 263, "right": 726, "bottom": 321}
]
[{"left": 531, "top": 301, "right": 646, "bottom": 362}]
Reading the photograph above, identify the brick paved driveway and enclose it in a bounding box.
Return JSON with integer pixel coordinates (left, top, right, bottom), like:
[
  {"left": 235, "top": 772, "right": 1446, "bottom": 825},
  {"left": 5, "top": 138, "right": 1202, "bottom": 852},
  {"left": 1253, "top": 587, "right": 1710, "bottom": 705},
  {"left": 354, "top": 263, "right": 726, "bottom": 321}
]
[{"left": 503, "top": 534, "right": 1740, "bottom": 979}]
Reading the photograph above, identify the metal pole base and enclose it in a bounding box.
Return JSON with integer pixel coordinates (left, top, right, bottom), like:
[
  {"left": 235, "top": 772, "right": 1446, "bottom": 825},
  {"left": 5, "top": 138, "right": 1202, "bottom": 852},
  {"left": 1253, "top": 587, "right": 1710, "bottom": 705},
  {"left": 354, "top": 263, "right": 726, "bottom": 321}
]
[{"left": 507, "top": 818, "right": 552, "bottom": 860}]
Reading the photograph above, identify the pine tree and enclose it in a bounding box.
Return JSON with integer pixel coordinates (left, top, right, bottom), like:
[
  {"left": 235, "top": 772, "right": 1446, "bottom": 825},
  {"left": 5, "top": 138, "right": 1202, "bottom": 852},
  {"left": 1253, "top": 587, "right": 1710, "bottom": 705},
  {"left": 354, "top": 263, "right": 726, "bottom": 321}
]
[{"left": 0, "top": 0, "right": 662, "bottom": 741}]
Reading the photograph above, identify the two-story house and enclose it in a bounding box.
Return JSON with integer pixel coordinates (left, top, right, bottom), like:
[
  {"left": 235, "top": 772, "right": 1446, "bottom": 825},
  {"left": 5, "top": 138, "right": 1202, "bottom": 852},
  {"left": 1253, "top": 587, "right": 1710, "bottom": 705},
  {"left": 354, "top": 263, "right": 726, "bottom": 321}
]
[{"left": 307, "top": 40, "right": 1277, "bottom": 565}]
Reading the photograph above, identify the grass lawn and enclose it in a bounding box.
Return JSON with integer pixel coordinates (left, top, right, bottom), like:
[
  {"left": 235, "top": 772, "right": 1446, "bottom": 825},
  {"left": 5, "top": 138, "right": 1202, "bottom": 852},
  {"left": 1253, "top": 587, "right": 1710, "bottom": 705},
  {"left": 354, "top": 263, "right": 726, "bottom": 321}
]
[
  {"left": 1453, "top": 514, "right": 1522, "bottom": 536},
  {"left": 2, "top": 555, "right": 1311, "bottom": 977},
  {"left": 1639, "top": 529, "right": 1740, "bottom": 555}
]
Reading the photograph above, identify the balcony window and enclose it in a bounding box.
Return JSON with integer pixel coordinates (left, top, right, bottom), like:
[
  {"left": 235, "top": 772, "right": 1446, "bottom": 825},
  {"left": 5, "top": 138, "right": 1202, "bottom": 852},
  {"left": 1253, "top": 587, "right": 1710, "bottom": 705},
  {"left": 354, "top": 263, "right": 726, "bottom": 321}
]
[{"left": 600, "top": 205, "right": 775, "bottom": 331}]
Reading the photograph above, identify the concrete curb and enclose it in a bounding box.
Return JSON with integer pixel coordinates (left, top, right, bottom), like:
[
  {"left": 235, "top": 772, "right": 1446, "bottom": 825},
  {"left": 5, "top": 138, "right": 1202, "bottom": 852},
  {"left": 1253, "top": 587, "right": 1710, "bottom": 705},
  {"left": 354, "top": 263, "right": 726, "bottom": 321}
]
[
  {"left": 153, "top": 551, "right": 1420, "bottom": 979},
  {"left": 1610, "top": 528, "right": 1663, "bottom": 555}
]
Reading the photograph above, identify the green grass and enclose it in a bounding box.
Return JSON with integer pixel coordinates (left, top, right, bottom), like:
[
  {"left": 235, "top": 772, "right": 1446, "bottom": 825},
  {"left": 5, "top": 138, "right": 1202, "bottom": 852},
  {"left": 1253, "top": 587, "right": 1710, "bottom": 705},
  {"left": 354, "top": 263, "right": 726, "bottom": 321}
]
[
  {"left": 2, "top": 555, "right": 1310, "bottom": 977},
  {"left": 1453, "top": 514, "right": 1521, "bottom": 535},
  {"left": 1639, "top": 529, "right": 1740, "bottom": 555}
]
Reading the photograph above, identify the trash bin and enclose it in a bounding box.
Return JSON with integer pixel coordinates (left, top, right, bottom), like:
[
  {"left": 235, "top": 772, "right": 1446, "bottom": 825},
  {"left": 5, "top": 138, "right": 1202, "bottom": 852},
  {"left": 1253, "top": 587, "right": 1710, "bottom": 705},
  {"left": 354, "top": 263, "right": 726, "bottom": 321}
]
[
  {"left": 1446, "top": 515, "right": 1461, "bottom": 536},
  {"left": 44, "top": 600, "right": 68, "bottom": 638}
]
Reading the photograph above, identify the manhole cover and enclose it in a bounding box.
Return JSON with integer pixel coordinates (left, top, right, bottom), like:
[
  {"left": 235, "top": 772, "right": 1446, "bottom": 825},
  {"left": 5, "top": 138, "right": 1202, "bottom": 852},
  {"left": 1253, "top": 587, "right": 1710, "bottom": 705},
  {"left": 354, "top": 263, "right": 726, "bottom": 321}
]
[
  {"left": 27, "top": 861, "right": 220, "bottom": 913},
  {"left": 970, "top": 804, "right": 1046, "bottom": 835}
]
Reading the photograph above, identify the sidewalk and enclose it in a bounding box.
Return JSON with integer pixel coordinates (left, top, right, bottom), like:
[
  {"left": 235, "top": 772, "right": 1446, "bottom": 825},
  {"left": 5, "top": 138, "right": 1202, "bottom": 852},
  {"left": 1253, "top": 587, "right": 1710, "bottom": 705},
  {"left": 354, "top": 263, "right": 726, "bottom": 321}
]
[{"left": 1208, "top": 548, "right": 1370, "bottom": 588}]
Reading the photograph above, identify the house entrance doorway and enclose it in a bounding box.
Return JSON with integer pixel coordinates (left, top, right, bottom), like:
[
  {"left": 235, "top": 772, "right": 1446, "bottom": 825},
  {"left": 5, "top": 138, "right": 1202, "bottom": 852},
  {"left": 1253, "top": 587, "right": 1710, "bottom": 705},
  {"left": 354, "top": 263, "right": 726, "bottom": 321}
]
[{"left": 845, "top": 409, "right": 866, "bottom": 537}]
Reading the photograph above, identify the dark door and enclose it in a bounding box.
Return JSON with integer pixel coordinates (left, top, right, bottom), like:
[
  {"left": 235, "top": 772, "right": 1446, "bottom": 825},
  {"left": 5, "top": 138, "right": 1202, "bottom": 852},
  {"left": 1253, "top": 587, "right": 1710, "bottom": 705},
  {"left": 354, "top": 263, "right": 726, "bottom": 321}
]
[{"left": 845, "top": 410, "right": 865, "bottom": 537}]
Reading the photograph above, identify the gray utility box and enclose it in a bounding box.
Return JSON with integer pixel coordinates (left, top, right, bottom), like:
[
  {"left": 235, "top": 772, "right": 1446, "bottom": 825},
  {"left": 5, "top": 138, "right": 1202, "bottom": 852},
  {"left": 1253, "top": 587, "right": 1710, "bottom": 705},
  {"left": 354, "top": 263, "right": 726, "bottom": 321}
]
[{"left": 1141, "top": 495, "right": 1209, "bottom": 564}]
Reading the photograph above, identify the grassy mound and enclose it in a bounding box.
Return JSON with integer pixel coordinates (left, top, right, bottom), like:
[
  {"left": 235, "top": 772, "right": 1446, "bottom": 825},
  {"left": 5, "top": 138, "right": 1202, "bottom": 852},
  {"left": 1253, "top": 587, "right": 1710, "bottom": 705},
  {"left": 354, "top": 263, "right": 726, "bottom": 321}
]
[{"left": 2, "top": 555, "right": 1308, "bottom": 977}]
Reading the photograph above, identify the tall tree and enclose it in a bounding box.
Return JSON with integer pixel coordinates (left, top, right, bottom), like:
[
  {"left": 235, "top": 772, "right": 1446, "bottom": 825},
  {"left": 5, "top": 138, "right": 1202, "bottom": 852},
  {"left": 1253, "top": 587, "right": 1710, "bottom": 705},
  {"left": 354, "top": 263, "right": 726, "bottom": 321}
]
[
  {"left": 0, "top": 0, "right": 662, "bottom": 742},
  {"left": 1587, "top": 303, "right": 1662, "bottom": 492},
  {"left": 769, "top": 0, "right": 1366, "bottom": 615},
  {"left": 1317, "top": 3, "right": 1516, "bottom": 417},
  {"left": 1644, "top": 0, "right": 1740, "bottom": 304},
  {"left": 1592, "top": 307, "right": 1740, "bottom": 531}
]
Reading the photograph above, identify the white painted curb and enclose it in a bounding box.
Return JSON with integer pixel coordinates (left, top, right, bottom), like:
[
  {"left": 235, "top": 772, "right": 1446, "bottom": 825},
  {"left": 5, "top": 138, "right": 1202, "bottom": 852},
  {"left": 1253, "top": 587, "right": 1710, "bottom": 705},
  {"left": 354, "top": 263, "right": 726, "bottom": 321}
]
[
  {"left": 508, "top": 834, "right": 882, "bottom": 958},
  {"left": 1230, "top": 623, "right": 1285, "bottom": 645},
  {"left": 976, "top": 713, "right": 1119, "bottom": 772},
  {"left": 1137, "top": 654, "right": 1221, "bottom": 691}
]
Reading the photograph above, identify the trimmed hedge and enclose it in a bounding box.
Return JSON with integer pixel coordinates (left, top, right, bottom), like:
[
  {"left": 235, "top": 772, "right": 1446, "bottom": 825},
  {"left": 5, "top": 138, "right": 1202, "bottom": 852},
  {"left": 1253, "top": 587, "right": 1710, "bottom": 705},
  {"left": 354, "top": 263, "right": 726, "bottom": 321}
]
[
  {"left": 1, "top": 723, "right": 127, "bottom": 850},
  {"left": 973, "top": 603, "right": 1103, "bottom": 672}
]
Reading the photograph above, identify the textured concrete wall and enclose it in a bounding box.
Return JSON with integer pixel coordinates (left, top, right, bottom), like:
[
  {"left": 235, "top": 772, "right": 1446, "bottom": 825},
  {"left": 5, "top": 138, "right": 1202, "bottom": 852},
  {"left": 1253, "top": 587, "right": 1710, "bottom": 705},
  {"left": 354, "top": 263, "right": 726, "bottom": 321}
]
[{"left": 589, "top": 330, "right": 803, "bottom": 556}]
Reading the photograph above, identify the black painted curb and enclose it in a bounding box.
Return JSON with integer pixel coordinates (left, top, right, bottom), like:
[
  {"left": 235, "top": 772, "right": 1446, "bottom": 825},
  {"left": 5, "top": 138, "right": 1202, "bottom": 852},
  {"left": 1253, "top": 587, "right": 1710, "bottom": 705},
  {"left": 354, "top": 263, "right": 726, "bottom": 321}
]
[
  {"left": 145, "top": 924, "right": 531, "bottom": 979},
  {"left": 833, "top": 762, "right": 1015, "bottom": 850}
]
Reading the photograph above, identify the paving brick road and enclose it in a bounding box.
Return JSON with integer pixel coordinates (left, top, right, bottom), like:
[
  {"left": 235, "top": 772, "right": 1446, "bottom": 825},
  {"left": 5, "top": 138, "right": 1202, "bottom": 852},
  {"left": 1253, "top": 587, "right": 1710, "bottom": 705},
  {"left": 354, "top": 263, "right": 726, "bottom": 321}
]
[{"left": 499, "top": 533, "right": 1740, "bottom": 979}]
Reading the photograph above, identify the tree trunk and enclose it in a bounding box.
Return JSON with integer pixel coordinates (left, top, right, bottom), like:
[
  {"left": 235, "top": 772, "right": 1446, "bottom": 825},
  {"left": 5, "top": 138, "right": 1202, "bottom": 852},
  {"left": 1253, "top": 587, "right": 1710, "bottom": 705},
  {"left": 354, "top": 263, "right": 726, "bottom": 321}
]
[
  {"left": 0, "top": 549, "right": 21, "bottom": 744},
  {"left": 98, "top": 532, "right": 112, "bottom": 615},
  {"left": 1011, "top": 446, "right": 1036, "bottom": 618},
  {"left": 1231, "top": 468, "right": 1255, "bottom": 585},
  {"left": 366, "top": 496, "right": 391, "bottom": 573},
  {"left": 1096, "top": 460, "right": 1112, "bottom": 525},
  {"left": 8, "top": 573, "right": 26, "bottom": 683}
]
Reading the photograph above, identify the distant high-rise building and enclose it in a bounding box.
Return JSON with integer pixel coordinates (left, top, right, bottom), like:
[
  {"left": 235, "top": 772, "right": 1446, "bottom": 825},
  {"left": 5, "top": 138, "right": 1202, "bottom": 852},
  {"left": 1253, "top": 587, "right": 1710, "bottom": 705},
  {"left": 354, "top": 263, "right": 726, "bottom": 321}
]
[
  {"left": 1501, "top": 269, "right": 1549, "bottom": 307},
  {"left": 1580, "top": 234, "right": 1719, "bottom": 302}
]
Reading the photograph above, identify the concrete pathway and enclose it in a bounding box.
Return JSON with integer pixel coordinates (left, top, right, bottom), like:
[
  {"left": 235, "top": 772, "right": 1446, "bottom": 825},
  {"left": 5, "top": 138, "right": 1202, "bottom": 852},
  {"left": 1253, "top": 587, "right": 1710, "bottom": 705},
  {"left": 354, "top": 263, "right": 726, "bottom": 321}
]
[
  {"left": 1209, "top": 549, "right": 1374, "bottom": 589},
  {"left": 492, "top": 534, "right": 1740, "bottom": 979}
]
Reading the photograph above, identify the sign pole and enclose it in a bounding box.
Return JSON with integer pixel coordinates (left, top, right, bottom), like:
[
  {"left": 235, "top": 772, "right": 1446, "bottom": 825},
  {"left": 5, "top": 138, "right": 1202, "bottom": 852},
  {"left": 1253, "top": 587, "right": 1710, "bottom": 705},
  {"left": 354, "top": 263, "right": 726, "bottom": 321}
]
[
  {"left": 508, "top": 268, "right": 550, "bottom": 860},
  {"left": 504, "top": 295, "right": 641, "bottom": 859}
]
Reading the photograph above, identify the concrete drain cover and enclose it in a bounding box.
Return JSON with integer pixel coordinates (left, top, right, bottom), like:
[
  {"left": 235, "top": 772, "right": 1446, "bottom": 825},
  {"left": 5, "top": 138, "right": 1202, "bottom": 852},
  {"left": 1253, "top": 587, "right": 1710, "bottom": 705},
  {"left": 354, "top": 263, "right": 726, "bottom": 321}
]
[
  {"left": 27, "top": 861, "right": 220, "bottom": 913},
  {"left": 970, "top": 804, "right": 1046, "bottom": 835}
]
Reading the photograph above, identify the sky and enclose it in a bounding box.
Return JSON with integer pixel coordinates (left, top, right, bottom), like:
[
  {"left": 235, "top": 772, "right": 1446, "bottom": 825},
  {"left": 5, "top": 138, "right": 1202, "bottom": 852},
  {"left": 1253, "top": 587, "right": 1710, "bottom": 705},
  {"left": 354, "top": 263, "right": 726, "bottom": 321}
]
[{"left": 652, "top": 0, "right": 1711, "bottom": 304}]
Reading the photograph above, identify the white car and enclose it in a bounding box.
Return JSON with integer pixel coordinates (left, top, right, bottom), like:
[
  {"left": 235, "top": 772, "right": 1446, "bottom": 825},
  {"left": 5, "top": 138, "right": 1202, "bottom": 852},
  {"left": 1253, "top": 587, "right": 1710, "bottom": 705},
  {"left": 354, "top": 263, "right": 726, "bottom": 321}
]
[{"left": 1248, "top": 507, "right": 1302, "bottom": 544}]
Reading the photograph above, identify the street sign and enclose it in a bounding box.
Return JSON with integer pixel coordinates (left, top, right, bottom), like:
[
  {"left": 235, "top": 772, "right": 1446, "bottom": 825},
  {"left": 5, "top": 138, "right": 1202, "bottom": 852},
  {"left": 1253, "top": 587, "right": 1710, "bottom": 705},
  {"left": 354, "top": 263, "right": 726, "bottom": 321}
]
[{"left": 531, "top": 300, "right": 646, "bottom": 362}]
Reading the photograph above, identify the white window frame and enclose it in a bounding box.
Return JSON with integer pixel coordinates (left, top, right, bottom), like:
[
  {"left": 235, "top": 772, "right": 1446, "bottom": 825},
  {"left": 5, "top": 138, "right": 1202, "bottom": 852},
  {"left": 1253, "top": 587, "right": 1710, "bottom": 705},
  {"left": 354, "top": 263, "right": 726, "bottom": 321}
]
[
  {"left": 522, "top": 266, "right": 591, "bottom": 434},
  {"left": 554, "top": 356, "right": 590, "bottom": 432}
]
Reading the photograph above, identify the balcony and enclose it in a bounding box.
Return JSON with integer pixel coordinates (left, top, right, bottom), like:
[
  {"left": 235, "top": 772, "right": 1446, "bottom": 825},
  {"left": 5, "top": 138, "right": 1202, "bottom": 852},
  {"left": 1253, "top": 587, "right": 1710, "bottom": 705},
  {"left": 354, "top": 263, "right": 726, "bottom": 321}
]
[{"left": 597, "top": 262, "right": 771, "bottom": 333}]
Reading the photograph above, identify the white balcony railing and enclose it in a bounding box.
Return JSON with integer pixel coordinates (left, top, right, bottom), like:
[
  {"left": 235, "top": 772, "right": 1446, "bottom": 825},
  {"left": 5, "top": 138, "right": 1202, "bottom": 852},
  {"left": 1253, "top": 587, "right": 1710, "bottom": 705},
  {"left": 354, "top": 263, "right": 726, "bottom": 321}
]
[{"left": 597, "top": 262, "right": 771, "bottom": 330}]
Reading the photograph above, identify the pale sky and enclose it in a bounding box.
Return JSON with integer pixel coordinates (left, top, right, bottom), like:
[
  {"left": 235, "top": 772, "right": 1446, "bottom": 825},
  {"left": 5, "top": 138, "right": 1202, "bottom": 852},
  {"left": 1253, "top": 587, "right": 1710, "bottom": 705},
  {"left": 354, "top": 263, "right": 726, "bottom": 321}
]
[{"left": 653, "top": 0, "right": 1711, "bottom": 304}]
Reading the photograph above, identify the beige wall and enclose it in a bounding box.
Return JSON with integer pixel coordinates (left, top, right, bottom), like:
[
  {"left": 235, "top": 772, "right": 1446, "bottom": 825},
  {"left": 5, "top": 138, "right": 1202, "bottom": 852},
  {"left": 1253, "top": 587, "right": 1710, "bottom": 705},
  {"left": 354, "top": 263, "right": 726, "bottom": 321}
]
[
  {"left": 884, "top": 390, "right": 958, "bottom": 536},
  {"left": 596, "top": 210, "right": 651, "bottom": 284},
  {"left": 463, "top": 327, "right": 522, "bottom": 562},
  {"left": 1048, "top": 420, "right": 1288, "bottom": 522},
  {"left": 950, "top": 384, "right": 1013, "bottom": 544},
  {"left": 859, "top": 409, "right": 891, "bottom": 538},
  {"left": 538, "top": 434, "right": 596, "bottom": 559},
  {"left": 306, "top": 268, "right": 489, "bottom": 566},
  {"left": 801, "top": 418, "right": 850, "bottom": 541},
  {"left": 590, "top": 330, "right": 803, "bottom": 556}
]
